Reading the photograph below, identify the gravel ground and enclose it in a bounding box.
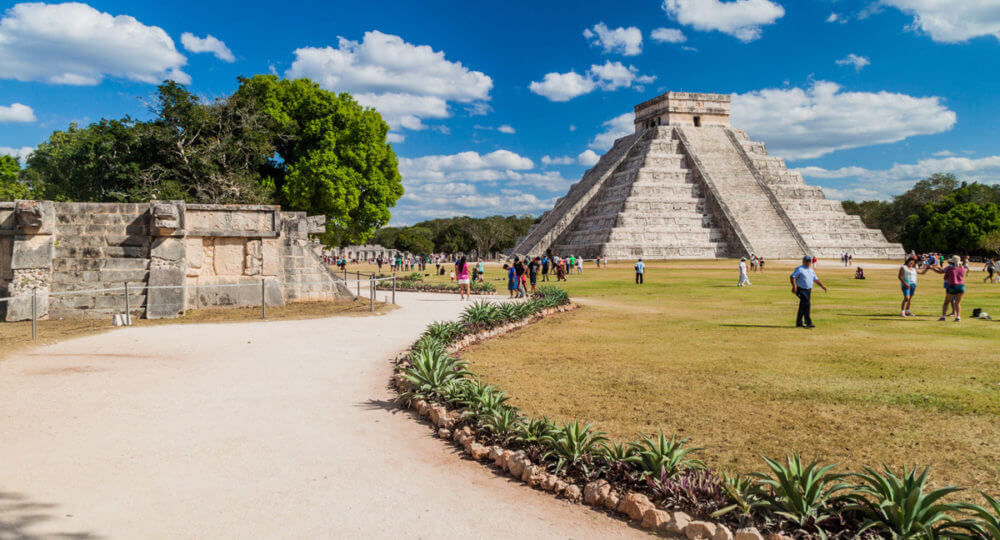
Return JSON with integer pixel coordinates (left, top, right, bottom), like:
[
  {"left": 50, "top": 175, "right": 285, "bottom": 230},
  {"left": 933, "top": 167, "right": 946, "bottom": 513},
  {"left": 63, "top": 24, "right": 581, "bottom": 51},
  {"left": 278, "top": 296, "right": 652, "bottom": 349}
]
[{"left": 0, "top": 292, "right": 643, "bottom": 539}]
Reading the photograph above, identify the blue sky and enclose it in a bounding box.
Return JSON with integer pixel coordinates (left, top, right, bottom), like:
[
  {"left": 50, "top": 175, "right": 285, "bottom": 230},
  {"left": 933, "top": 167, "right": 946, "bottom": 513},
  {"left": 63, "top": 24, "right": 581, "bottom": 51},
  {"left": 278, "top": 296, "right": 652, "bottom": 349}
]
[{"left": 1, "top": 1, "right": 1000, "bottom": 225}]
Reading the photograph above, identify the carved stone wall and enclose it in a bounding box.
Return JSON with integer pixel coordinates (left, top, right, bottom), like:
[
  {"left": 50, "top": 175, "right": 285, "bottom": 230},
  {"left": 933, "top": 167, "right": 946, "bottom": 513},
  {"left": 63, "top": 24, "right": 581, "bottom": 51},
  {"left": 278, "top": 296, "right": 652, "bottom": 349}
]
[{"left": 0, "top": 200, "right": 351, "bottom": 321}]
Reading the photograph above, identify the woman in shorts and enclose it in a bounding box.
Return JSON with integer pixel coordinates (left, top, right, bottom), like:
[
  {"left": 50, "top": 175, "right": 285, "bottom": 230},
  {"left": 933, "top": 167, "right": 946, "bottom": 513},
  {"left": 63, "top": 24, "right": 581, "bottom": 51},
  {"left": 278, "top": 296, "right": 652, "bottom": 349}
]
[
  {"left": 455, "top": 256, "right": 471, "bottom": 300},
  {"left": 929, "top": 255, "right": 966, "bottom": 321},
  {"left": 898, "top": 256, "right": 929, "bottom": 317}
]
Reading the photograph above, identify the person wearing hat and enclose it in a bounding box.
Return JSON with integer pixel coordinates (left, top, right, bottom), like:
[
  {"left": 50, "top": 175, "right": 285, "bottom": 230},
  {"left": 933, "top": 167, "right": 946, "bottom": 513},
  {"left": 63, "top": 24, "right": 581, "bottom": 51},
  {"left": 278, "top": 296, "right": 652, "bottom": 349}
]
[
  {"left": 738, "top": 257, "right": 751, "bottom": 287},
  {"left": 790, "top": 256, "right": 827, "bottom": 328},
  {"left": 928, "top": 255, "right": 966, "bottom": 321}
]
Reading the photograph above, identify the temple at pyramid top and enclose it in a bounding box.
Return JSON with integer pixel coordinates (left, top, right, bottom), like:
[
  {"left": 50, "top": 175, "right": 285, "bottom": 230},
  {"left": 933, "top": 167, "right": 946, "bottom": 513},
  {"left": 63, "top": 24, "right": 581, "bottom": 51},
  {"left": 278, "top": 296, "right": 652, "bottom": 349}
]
[
  {"left": 511, "top": 91, "right": 904, "bottom": 260},
  {"left": 633, "top": 92, "right": 732, "bottom": 130}
]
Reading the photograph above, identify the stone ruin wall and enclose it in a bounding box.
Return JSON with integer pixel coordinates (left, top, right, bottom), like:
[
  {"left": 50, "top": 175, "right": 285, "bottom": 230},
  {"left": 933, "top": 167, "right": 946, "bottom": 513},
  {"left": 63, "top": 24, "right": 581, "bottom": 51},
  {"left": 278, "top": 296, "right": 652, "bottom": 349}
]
[{"left": 0, "top": 200, "right": 352, "bottom": 322}]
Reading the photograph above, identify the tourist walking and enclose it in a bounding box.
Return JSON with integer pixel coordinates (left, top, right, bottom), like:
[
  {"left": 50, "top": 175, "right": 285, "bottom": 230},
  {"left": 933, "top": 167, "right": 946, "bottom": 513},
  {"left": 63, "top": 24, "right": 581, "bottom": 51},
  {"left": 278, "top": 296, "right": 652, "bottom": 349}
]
[
  {"left": 504, "top": 263, "right": 517, "bottom": 298},
  {"left": 455, "top": 256, "right": 471, "bottom": 300},
  {"left": 556, "top": 256, "right": 567, "bottom": 282},
  {"left": 635, "top": 258, "right": 645, "bottom": 285},
  {"left": 758, "top": 257, "right": 765, "bottom": 272},
  {"left": 790, "top": 256, "right": 827, "bottom": 328},
  {"left": 528, "top": 257, "right": 540, "bottom": 294},
  {"left": 898, "top": 256, "right": 930, "bottom": 317},
  {"left": 930, "top": 255, "right": 966, "bottom": 322},
  {"left": 738, "top": 257, "right": 751, "bottom": 287},
  {"left": 985, "top": 258, "right": 996, "bottom": 284},
  {"left": 576, "top": 256, "right": 583, "bottom": 275},
  {"left": 514, "top": 257, "right": 528, "bottom": 298},
  {"left": 541, "top": 255, "right": 550, "bottom": 282}
]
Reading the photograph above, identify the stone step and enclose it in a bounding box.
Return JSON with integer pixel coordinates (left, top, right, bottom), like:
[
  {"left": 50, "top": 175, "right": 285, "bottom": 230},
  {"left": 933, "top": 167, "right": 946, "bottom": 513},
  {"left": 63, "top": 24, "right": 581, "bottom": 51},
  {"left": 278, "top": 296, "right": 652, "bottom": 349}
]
[
  {"left": 55, "top": 245, "right": 149, "bottom": 259},
  {"left": 52, "top": 257, "right": 150, "bottom": 272},
  {"left": 55, "top": 222, "right": 148, "bottom": 236},
  {"left": 51, "top": 234, "right": 149, "bottom": 248},
  {"left": 49, "top": 293, "right": 147, "bottom": 310},
  {"left": 52, "top": 269, "right": 150, "bottom": 284}
]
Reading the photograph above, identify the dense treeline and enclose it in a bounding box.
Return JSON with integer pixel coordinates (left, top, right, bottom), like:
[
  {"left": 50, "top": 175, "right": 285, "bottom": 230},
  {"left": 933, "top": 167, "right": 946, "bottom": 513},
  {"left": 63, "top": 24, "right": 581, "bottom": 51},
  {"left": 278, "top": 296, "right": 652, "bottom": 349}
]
[
  {"left": 0, "top": 76, "right": 403, "bottom": 245},
  {"left": 371, "top": 215, "right": 536, "bottom": 256},
  {"left": 842, "top": 173, "right": 1000, "bottom": 255}
]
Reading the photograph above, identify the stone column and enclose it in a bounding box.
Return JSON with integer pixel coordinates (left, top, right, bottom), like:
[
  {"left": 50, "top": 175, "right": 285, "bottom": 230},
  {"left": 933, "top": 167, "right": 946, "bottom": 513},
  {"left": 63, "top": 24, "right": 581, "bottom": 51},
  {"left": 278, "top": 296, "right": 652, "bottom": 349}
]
[
  {"left": 146, "top": 201, "right": 188, "bottom": 319},
  {"left": 5, "top": 201, "right": 55, "bottom": 322}
]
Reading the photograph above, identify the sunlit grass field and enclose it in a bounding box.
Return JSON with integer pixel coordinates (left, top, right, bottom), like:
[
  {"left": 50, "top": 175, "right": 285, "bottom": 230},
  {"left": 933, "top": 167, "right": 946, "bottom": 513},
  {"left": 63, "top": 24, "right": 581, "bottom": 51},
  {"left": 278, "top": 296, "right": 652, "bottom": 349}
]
[{"left": 448, "top": 258, "right": 1000, "bottom": 492}]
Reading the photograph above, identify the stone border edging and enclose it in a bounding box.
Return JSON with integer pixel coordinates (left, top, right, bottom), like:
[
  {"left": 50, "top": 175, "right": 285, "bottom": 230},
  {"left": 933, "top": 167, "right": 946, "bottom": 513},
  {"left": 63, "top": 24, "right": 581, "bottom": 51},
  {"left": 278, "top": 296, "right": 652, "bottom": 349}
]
[
  {"left": 392, "top": 287, "right": 496, "bottom": 296},
  {"left": 390, "top": 304, "right": 771, "bottom": 540}
]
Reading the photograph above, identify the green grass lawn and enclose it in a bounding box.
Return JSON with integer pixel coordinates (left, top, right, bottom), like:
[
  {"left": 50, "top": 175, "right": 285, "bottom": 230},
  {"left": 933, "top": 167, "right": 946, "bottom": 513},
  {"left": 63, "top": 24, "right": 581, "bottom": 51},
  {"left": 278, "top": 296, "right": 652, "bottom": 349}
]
[{"left": 457, "top": 259, "right": 1000, "bottom": 493}]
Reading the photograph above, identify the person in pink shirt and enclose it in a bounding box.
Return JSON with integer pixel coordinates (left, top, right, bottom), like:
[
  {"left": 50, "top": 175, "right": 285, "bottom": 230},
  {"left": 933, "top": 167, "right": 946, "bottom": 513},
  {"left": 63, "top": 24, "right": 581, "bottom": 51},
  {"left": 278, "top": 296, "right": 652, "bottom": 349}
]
[
  {"left": 455, "top": 256, "right": 471, "bottom": 300},
  {"left": 928, "top": 255, "right": 966, "bottom": 321}
]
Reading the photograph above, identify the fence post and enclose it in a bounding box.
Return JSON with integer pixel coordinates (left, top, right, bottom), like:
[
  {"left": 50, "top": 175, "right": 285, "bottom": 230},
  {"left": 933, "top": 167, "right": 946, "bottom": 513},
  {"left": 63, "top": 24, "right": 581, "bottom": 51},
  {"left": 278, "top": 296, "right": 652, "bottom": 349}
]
[
  {"left": 124, "top": 282, "right": 130, "bottom": 325},
  {"left": 31, "top": 288, "right": 37, "bottom": 341},
  {"left": 261, "top": 279, "right": 267, "bottom": 319},
  {"left": 356, "top": 270, "right": 360, "bottom": 297},
  {"left": 369, "top": 276, "right": 375, "bottom": 312},
  {"left": 392, "top": 276, "right": 396, "bottom": 305}
]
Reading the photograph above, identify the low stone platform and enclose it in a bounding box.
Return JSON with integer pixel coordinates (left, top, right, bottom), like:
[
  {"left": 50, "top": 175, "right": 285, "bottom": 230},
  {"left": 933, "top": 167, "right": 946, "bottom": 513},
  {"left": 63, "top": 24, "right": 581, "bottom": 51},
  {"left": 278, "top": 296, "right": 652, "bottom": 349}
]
[{"left": 0, "top": 200, "right": 351, "bottom": 321}]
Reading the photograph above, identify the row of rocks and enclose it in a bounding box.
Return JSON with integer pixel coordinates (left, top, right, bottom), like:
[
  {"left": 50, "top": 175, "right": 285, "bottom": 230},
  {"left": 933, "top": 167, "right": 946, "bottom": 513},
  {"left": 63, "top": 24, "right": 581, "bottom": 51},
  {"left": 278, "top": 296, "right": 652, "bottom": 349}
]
[
  {"left": 444, "top": 304, "right": 577, "bottom": 352},
  {"left": 392, "top": 287, "right": 495, "bottom": 295}
]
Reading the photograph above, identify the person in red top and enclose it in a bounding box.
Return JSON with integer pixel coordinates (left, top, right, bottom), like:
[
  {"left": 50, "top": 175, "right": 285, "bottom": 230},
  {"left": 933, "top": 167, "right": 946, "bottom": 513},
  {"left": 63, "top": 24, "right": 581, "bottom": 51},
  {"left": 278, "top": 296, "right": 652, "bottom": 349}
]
[{"left": 928, "top": 255, "right": 966, "bottom": 321}]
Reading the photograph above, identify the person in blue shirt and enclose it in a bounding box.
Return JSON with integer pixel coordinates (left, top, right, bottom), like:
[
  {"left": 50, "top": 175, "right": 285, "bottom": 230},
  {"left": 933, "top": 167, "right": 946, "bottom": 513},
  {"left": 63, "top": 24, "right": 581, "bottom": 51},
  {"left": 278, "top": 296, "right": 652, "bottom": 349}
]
[
  {"left": 504, "top": 263, "right": 517, "bottom": 298},
  {"left": 635, "top": 258, "right": 645, "bottom": 285},
  {"left": 790, "top": 256, "right": 827, "bottom": 328}
]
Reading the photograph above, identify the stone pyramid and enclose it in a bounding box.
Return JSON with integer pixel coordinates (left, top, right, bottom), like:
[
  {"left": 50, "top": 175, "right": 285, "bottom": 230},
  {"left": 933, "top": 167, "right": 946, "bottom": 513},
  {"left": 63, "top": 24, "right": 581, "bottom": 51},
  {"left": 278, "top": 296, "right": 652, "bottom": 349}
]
[{"left": 513, "top": 92, "right": 903, "bottom": 260}]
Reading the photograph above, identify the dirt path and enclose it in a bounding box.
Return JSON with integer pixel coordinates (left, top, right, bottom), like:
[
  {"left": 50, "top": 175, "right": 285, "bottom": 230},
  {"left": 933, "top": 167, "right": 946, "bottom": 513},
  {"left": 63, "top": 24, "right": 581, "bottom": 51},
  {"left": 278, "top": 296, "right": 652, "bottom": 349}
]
[{"left": 0, "top": 292, "right": 643, "bottom": 539}]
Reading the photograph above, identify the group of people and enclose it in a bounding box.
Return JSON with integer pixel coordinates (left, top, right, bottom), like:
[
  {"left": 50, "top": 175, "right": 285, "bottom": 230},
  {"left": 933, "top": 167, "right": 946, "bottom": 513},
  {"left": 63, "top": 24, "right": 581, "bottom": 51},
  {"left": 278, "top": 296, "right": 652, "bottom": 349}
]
[
  {"left": 898, "top": 254, "right": 974, "bottom": 321},
  {"left": 376, "top": 255, "right": 426, "bottom": 273},
  {"left": 503, "top": 256, "right": 540, "bottom": 298}
]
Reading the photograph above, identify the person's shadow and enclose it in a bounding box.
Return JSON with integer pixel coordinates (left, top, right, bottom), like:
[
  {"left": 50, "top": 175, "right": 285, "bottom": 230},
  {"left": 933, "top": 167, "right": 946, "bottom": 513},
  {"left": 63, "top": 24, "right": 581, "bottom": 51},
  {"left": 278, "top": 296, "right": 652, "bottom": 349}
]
[{"left": 0, "top": 490, "right": 101, "bottom": 539}]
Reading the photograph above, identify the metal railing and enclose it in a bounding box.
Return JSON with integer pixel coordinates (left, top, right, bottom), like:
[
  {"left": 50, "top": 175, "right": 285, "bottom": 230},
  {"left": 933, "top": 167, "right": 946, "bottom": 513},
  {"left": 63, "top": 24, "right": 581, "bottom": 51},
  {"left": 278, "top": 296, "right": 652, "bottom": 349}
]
[{"left": 0, "top": 274, "right": 399, "bottom": 341}]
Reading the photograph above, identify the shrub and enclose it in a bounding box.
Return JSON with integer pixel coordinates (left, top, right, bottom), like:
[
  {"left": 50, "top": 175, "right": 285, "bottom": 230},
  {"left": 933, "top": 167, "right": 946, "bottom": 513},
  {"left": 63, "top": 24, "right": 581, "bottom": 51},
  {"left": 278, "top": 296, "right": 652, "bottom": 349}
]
[
  {"left": 751, "top": 453, "right": 851, "bottom": 534},
  {"left": 533, "top": 285, "right": 569, "bottom": 306},
  {"left": 406, "top": 272, "right": 424, "bottom": 281},
  {"left": 412, "top": 334, "right": 450, "bottom": 355},
  {"left": 480, "top": 406, "right": 524, "bottom": 444},
  {"left": 457, "top": 380, "right": 511, "bottom": 420},
  {"left": 650, "top": 468, "right": 730, "bottom": 519},
  {"left": 850, "top": 465, "right": 971, "bottom": 538},
  {"left": 541, "top": 420, "right": 609, "bottom": 476},
  {"left": 397, "top": 347, "right": 471, "bottom": 402},
  {"left": 627, "top": 432, "right": 705, "bottom": 480},
  {"left": 715, "top": 473, "right": 768, "bottom": 527},
  {"left": 472, "top": 281, "right": 495, "bottom": 293},
  {"left": 497, "top": 301, "right": 520, "bottom": 324}
]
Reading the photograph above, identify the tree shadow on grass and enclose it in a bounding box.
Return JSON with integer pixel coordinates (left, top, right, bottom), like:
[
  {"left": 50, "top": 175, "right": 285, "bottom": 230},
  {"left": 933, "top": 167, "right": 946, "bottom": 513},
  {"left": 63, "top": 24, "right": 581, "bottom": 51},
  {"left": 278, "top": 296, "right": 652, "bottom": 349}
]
[{"left": 0, "top": 490, "right": 101, "bottom": 539}]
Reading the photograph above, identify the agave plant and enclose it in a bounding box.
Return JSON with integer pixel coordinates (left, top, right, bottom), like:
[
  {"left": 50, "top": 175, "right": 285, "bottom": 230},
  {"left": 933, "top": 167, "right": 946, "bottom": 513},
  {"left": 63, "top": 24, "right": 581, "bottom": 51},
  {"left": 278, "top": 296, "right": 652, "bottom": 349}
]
[
  {"left": 397, "top": 347, "right": 471, "bottom": 402},
  {"left": 479, "top": 406, "right": 524, "bottom": 444},
  {"left": 412, "top": 334, "right": 450, "bottom": 355},
  {"left": 751, "top": 453, "right": 852, "bottom": 536},
  {"left": 541, "top": 420, "right": 609, "bottom": 475},
  {"left": 849, "top": 465, "right": 974, "bottom": 539},
  {"left": 960, "top": 492, "right": 1000, "bottom": 538},
  {"left": 626, "top": 432, "right": 705, "bottom": 480},
  {"left": 472, "top": 281, "right": 496, "bottom": 293},
  {"left": 457, "top": 380, "right": 511, "bottom": 420},
  {"left": 497, "top": 301, "right": 520, "bottom": 324},
  {"left": 533, "top": 285, "right": 569, "bottom": 306},
  {"left": 423, "top": 320, "right": 467, "bottom": 344},
  {"left": 650, "top": 468, "right": 730, "bottom": 518},
  {"left": 715, "top": 472, "right": 768, "bottom": 526},
  {"left": 514, "top": 416, "right": 559, "bottom": 446},
  {"left": 461, "top": 300, "right": 502, "bottom": 330}
]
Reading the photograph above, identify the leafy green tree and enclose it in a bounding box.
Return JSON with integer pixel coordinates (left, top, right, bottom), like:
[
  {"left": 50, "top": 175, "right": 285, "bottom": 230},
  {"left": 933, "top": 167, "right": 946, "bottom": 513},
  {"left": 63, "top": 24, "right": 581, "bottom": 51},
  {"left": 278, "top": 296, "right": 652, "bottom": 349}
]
[
  {"left": 0, "top": 154, "right": 31, "bottom": 200},
  {"left": 234, "top": 75, "right": 403, "bottom": 244},
  {"left": 980, "top": 230, "right": 1000, "bottom": 256},
  {"left": 395, "top": 226, "right": 434, "bottom": 254},
  {"left": 904, "top": 202, "right": 1000, "bottom": 254}
]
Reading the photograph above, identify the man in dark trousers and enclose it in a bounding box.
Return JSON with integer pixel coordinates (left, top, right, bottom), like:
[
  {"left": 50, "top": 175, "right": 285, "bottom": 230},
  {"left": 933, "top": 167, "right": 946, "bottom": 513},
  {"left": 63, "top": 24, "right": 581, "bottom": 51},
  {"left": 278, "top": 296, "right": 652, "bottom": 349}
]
[{"left": 790, "top": 256, "right": 827, "bottom": 328}]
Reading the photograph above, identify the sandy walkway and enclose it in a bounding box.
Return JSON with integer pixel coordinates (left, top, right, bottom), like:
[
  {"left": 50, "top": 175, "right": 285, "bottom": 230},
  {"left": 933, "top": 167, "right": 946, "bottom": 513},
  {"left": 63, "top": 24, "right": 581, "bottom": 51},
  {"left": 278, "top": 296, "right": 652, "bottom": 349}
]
[{"left": 0, "top": 292, "right": 643, "bottom": 539}]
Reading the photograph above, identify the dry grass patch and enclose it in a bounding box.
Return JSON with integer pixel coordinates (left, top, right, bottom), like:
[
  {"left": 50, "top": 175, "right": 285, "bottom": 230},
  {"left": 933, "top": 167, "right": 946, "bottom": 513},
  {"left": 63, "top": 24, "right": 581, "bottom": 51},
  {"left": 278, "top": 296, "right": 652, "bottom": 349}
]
[{"left": 461, "top": 259, "right": 1000, "bottom": 492}]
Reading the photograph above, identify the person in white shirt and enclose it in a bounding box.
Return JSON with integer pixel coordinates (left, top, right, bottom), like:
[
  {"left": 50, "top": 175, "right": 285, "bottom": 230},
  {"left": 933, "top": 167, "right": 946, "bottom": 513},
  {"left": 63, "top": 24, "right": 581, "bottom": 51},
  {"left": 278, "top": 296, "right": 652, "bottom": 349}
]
[
  {"left": 898, "top": 256, "right": 930, "bottom": 317},
  {"left": 738, "top": 257, "right": 751, "bottom": 287}
]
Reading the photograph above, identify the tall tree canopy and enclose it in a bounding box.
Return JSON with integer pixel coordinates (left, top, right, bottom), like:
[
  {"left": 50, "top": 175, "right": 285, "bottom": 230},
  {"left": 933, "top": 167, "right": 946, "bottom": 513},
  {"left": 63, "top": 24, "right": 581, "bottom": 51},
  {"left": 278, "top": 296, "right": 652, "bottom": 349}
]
[
  {"left": 18, "top": 76, "right": 403, "bottom": 244},
  {"left": 0, "top": 155, "right": 31, "bottom": 200},
  {"left": 372, "top": 215, "right": 536, "bottom": 256},
  {"left": 843, "top": 173, "right": 1000, "bottom": 254}
]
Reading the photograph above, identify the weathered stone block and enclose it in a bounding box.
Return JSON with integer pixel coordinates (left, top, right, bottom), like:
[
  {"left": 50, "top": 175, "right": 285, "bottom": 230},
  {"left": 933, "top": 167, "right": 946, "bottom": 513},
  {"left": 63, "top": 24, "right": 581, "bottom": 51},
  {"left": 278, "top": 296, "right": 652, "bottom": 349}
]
[
  {"left": 213, "top": 238, "right": 244, "bottom": 275},
  {"left": 150, "top": 237, "right": 185, "bottom": 262},
  {"left": 10, "top": 235, "right": 53, "bottom": 270}
]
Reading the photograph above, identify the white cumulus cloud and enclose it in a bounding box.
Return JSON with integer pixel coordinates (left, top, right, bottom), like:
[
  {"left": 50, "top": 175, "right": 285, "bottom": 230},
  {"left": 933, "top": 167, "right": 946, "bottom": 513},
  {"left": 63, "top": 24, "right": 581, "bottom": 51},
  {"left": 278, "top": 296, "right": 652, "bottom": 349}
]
[
  {"left": 0, "top": 2, "right": 189, "bottom": 85},
  {"left": 662, "top": 0, "right": 785, "bottom": 42},
  {"left": 589, "top": 112, "right": 635, "bottom": 150},
  {"left": 651, "top": 27, "right": 687, "bottom": 43},
  {"left": 181, "top": 32, "right": 235, "bottom": 62},
  {"left": 836, "top": 54, "right": 871, "bottom": 71},
  {"left": 399, "top": 150, "right": 534, "bottom": 185},
  {"left": 798, "top": 154, "right": 1000, "bottom": 200},
  {"left": 541, "top": 155, "right": 575, "bottom": 166},
  {"left": 497, "top": 124, "right": 516, "bottom": 134},
  {"left": 583, "top": 22, "right": 643, "bottom": 56},
  {"left": 577, "top": 149, "right": 601, "bottom": 166},
  {"left": 286, "top": 30, "right": 492, "bottom": 131},
  {"left": 730, "top": 81, "right": 956, "bottom": 160},
  {"left": 882, "top": 0, "right": 1000, "bottom": 42},
  {"left": 0, "top": 103, "right": 35, "bottom": 122},
  {"left": 529, "top": 62, "right": 654, "bottom": 102},
  {"left": 0, "top": 146, "right": 34, "bottom": 162}
]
